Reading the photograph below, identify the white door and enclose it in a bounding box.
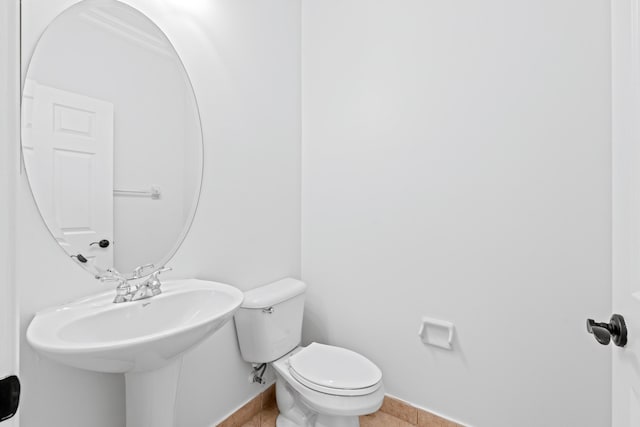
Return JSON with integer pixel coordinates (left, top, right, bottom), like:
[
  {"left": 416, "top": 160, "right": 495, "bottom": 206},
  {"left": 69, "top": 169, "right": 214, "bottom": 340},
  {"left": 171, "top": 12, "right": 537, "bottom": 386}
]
[
  {"left": 22, "top": 80, "right": 114, "bottom": 269},
  {"left": 612, "top": 1, "right": 640, "bottom": 425}
]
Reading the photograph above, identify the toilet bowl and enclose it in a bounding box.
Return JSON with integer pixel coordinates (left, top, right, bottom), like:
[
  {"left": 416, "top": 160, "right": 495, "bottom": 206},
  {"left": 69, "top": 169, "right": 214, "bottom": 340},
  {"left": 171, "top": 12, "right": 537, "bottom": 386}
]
[
  {"left": 272, "top": 344, "right": 384, "bottom": 427},
  {"left": 233, "top": 278, "right": 384, "bottom": 427}
]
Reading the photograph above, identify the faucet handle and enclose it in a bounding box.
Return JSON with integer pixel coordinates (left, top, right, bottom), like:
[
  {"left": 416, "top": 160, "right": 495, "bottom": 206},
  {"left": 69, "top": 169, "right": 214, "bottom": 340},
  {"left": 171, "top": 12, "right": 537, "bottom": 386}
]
[
  {"left": 156, "top": 266, "right": 172, "bottom": 275},
  {"left": 113, "top": 283, "right": 133, "bottom": 303},
  {"left": 148, "top": 266, "right": 172, "bottom": 280},
  {"left": 146, "top": 266, "right": 172, "bottom": 296},
  {"left": 105, "top": 267, "right": 126, "bottom": 280},
  {"left": 100, "top": 275, "right": 122, "bottom": 284},
  {"left": 100, "top": 268, "right": 129, "bottom": 288},
  {"left": 132, "top": 263, "right": 155, "bottom": 279}
]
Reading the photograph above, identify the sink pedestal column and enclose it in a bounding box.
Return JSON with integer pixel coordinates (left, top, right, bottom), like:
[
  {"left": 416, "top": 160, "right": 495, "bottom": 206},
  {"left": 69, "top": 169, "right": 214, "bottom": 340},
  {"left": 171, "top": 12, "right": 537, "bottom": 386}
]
[{"left": 125, "top": 357, "right": 183, "bottom": 427}]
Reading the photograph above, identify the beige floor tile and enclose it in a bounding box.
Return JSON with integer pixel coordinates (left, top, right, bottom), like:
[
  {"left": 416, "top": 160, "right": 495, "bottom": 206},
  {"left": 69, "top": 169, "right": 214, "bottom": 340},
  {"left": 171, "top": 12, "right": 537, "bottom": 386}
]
[
  {"left": 239, "top": 413, "right": 261, "bottom": 427},
  {"left": 217, "top": 396, "right": 261, "bottom": 427},
  {"left": 260, "top": 405, "right": 279, "bottom": 427},
  {"left": 417, "top": 409, "right": 463, "bottom": 427},
  {"left": 380, "top": 396, "right": 418, "bottom": 424},
  {"left": 221, "top": 393, "right": 463, "bottom": 427},
  {"left": 262, "top": 384, "right": 277, "bottom": 409},
  {"left": 360, "top": 411, "right": 416, "bottom": 427}
]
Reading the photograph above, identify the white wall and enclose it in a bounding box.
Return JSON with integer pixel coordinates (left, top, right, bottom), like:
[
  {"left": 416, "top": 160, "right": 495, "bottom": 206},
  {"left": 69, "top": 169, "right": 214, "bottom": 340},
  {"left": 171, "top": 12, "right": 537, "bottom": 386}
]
[
  {"left": 301, "top": 1, "right": 611, "bottom": 426},
  {"left": 19, "top": 1, "right": 300, "bottom": 426}
]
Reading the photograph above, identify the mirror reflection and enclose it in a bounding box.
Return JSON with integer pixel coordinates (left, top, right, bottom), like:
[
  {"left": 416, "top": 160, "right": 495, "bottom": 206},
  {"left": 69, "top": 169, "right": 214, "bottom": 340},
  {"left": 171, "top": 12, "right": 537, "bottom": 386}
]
[{"left": 21, "top": 0, "right": 203, "bottom": 278}]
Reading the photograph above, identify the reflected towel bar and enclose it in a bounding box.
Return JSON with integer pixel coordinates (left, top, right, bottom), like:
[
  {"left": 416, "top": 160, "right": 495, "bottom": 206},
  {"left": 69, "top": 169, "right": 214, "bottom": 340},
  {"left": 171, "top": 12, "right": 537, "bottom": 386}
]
[{"left": 113, "top": 186, "right": 161, "bottom": 200}]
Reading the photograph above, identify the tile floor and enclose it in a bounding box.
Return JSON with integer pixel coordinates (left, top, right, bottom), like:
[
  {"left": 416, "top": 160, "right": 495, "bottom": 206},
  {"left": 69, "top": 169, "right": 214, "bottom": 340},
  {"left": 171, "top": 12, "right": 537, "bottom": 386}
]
[
  {"left": 239, "top": 402, "right": 277, "bottom": 427},
  {"left": 220, "top": 385, "right": 463, "bottom": 427},
  {"left": 240, "top": 403, "right": 461, "bottom": 427}
]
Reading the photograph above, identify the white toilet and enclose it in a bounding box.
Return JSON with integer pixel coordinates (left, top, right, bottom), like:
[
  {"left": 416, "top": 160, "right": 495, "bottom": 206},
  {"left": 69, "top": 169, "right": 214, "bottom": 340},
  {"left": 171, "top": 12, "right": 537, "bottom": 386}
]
[{"left": 234, "top": 278, "right": 384, "bottom": 427}]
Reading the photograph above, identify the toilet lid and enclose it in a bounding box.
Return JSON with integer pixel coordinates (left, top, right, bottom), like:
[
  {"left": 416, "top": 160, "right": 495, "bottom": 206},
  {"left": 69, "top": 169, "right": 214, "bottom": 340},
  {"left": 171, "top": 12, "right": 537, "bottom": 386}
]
[{"left": 288, "top": 343, "right": 382, "bottom": 396}]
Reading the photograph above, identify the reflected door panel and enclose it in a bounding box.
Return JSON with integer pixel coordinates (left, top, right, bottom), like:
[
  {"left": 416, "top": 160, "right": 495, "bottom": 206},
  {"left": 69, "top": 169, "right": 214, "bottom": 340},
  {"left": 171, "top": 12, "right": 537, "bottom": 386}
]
[{"left": 23, "top": 80, "right": 114, "bottom": 269}]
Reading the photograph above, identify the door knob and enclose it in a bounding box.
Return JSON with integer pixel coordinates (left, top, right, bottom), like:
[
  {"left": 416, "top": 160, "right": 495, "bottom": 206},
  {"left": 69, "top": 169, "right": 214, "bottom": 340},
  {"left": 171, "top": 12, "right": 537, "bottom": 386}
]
[
  {"left": 89, "top": 239, "right": 110, "bottom": 248},
  {"left": 71, "top": 254, "right": 88, "bottom": 263},
  {"left": 586, "top": 314, "right": 627, "bottom": 347},
  {"left": 0, "top": 375, "right": 20, "bottom": 421}
]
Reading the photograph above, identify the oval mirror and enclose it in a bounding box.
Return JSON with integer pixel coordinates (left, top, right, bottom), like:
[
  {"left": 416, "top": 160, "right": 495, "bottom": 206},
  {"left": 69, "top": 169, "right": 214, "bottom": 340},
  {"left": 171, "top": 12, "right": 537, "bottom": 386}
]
[{"left": 21, "top": 0, "right": 203, "bottom": 279}]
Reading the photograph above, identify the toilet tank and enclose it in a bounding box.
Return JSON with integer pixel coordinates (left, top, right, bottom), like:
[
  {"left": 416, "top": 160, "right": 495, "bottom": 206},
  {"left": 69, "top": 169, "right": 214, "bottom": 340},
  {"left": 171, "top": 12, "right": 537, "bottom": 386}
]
[{"left": 234, "top": 278, "right": 306, "bottom": 363}]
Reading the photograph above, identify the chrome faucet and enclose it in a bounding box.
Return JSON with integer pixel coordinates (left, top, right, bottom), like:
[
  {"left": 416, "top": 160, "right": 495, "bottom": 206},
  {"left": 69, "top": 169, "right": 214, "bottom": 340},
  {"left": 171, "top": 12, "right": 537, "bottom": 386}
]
[
  {"left": 100, "top": 268, "right": 132, "bottom": 303},
  {"left": 100, "top": 265, "right": 171, "bottom": 303},
  {"left": 130, "top": 266, "right": 172, "bottom": 300},
  {"left": 143, "top": 267, "right": 172, "bottom": 297},
  {"left": 132, "top": 263, "right": 154, "bottom": 279}
]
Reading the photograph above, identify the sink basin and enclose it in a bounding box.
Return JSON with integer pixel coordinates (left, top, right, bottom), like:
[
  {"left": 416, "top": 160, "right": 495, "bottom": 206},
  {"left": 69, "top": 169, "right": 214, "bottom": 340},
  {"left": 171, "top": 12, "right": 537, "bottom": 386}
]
[
  {"left": 26, "top": 278, "right": 244, "bottom": 427},
  {"left": 27, "top": 279, "right": 243, "bottom": 373}
]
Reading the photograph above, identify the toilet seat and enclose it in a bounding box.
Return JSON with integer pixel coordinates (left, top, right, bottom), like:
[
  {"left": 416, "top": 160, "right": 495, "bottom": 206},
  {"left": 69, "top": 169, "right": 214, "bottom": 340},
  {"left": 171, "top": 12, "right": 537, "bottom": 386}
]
[{"left": 287, "top": 343, "right": 382, "bottom": 396}]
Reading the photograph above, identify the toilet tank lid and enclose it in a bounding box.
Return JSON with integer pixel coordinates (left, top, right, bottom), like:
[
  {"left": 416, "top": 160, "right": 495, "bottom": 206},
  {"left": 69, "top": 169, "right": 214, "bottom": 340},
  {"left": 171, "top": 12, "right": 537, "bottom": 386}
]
[{"left": 241, "top": 278, "right": 306, "bottom": 309}]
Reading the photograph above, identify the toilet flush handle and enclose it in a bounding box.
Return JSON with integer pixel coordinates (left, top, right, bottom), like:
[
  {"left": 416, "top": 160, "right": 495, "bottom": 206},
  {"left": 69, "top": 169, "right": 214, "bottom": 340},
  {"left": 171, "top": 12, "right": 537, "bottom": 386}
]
[{"left": 262, "top": 307, "right": 274, "bottom": 314}]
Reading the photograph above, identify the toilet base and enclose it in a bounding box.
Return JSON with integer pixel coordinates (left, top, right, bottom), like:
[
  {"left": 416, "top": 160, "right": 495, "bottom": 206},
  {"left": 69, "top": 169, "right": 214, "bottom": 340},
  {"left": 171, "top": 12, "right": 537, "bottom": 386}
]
[
  {"left": 315, "top": 414, "right": 360, "bottom": 427},
  {"left": 275, "top": 373, "right": 363, "bottom": 427},
  {"left": 276, "top": 378, "right": 318, "bottom": 427},
  {"left": 276, "top": 414, "right": 359, "bottom": 427}
]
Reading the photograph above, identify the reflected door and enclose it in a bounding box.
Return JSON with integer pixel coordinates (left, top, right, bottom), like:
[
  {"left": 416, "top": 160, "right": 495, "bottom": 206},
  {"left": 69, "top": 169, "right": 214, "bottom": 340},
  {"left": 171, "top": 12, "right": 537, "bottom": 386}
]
[{"left": 22, "top": 80, "right": 114, "bottom": 269}]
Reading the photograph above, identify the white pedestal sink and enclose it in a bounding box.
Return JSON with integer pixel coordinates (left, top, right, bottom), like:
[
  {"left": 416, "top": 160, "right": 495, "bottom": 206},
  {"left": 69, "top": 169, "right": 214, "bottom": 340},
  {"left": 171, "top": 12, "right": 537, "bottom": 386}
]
[{"left": 26, "top": 279, "right": 244, "bottom": 427}]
